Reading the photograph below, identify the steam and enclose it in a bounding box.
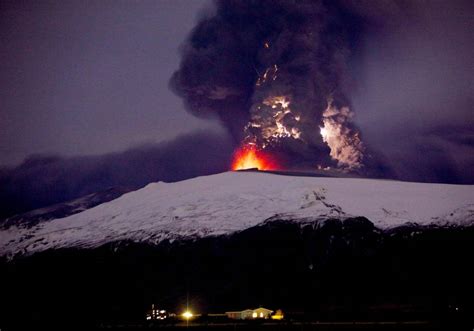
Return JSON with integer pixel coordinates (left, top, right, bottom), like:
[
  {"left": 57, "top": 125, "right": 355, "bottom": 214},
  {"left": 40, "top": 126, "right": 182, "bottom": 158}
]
[
  {"left": 320, "top": 98, "right": 364, "bottom": 169},
  {"left": 170, "top": 0, "right": 399, "bottom": 173}
]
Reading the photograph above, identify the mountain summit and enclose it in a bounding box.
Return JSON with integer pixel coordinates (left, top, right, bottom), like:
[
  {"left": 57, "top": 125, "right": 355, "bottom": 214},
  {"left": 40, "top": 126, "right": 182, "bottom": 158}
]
[{"left": 1, "top": 171, "right": 473, "bottom": 257}]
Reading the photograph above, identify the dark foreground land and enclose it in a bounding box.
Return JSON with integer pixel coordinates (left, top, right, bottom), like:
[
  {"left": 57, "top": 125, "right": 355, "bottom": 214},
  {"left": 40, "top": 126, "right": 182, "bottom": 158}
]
[
  {"left": 99, "top": 323, "right": 434, "bottom": 331},
  {"left": 1, "top": 218, "right": 473, "bottom": 330},
  {"left": 2, "top": 320, "right": 465, "bottom": 331},
  {"left": 51, "top": 321, "right": 469, "bottom": 331}
]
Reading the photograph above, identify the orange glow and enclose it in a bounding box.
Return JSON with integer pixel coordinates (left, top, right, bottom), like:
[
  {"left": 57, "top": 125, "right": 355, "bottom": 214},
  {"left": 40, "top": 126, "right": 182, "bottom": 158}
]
[{"left": 231, "top": 145, "right": 278, "bottom": 171}]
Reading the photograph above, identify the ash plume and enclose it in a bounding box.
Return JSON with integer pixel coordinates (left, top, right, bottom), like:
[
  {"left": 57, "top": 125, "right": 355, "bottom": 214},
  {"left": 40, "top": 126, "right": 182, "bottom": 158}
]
[{"left": 170, "top": 0, "right": 401, "bottom": 173}]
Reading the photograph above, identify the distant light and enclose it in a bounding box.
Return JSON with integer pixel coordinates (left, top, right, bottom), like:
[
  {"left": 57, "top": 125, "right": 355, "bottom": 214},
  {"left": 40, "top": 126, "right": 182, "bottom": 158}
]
[
  {"left": 146, "top": 316, "right": 151, "bottom": 320},
  {"left": 272, "top": 309, "right": 284, "bottom": 320},
  {"left": 252, "top": 312, "right": 258, "bottom": 318},
  {"left": 182, "top": 311, "right": 193, "bottom": 319}
]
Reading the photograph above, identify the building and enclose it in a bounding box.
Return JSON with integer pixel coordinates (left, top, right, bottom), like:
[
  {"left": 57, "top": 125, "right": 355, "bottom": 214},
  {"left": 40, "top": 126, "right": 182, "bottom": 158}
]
[
  {"left": 146, "top": 304, "right": 170, "bottom": 320},
  {"left": 225, "top": 307, "right": 274, "bottom": 320}
]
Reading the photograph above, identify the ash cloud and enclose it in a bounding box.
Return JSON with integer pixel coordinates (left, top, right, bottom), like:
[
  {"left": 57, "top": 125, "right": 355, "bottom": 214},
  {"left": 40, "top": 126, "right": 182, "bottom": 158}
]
[
  {"left": 170, "top": 0, "right": 403, "bottom": 175},
  {"left": 0, "top": 132, "right": 234, "bottom": 219},
  {"left": 171, "top": 0, "right": 473, "bottom": 183}
]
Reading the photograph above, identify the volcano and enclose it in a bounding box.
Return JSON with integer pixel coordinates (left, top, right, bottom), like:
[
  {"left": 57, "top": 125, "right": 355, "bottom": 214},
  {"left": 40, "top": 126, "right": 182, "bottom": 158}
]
[
  {"left": 231, "top": 145, "right": 280, "bottom": 171},
  {"left": 1, "top": 171, "right": 472, "bottom": 257},
  {"left": 1, "top": 171, "right": 473, "bottom": 329}
]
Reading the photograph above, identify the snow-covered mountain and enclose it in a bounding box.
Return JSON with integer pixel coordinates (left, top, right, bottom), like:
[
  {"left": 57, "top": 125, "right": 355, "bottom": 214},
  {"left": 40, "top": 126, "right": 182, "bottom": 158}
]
[
  {"left": 1, "top": 171, "right": 473, "bottom": 257},
  {"left": 0, "top": 187, "right": 130, "bottom": 230}
]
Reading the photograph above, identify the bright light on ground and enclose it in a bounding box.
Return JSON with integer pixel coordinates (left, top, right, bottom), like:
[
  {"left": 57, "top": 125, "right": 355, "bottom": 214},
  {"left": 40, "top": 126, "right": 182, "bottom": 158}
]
[{"left": 182, "top": 311, "right": 193, "bottom": 319}]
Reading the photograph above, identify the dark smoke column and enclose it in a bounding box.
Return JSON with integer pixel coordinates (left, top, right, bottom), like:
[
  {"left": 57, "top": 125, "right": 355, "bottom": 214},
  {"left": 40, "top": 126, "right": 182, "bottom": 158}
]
[{"left": 170, "top": 0, "right": 395, "bottom": 173}]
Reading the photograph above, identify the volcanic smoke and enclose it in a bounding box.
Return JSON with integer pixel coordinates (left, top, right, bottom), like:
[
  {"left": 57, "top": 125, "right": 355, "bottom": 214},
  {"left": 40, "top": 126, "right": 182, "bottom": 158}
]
[{"left": 170, "top": 0, "right": 397, "bottom": 173}]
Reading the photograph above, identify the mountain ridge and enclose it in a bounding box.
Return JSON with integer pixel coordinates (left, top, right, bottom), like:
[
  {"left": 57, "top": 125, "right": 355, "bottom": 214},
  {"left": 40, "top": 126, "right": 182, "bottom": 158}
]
[{"left": 1, "top": 171, "right": 473, "bottom": 258}]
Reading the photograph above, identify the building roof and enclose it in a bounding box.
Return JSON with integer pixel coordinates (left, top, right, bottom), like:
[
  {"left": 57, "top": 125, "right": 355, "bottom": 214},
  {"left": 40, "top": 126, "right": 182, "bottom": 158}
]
[
  {"left": 253, "top": 307, "right": 273, "bottom": 313},
  {"left": 225, "top": 308, "right": 273, "bottom": 314}
]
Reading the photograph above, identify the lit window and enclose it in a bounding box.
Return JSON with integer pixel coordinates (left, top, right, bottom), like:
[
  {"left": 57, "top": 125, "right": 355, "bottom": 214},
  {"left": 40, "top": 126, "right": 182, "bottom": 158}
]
[{"left": 252, "top": 312, "right": 257, "bottom": 318}]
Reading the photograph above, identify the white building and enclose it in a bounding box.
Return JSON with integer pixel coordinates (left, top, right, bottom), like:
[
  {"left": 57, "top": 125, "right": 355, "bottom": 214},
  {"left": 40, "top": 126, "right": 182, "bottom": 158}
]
[{"left": 225, "top": 307, "right": 273, "bottom": 320}]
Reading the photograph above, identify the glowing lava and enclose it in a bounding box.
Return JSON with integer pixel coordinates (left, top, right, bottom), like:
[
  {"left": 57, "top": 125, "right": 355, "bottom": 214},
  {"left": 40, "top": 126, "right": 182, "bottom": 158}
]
[{"left": 231, "top": 145, "right": 278, "bottom": 171}]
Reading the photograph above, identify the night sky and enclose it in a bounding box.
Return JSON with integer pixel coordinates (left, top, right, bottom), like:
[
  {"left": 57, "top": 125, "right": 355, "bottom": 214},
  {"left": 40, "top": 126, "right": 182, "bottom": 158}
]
[
  {"left": 0, "top": 0, "right": 473, "bottom": 218},
  {"left": 0, "top": 0, "right": 221, "bottom": 166}
]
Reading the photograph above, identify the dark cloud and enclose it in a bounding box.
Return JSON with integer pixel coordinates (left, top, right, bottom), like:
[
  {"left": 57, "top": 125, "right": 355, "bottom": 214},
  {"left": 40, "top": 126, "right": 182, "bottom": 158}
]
[
  {"left": 0, "top": 131, "right": 234, "bottom": 219},
  {"left": 170, "top": 0, "right": 407, "bottom": 175},
  {"left": 171, "top": 0, "right": 473, "bottom": 183}
]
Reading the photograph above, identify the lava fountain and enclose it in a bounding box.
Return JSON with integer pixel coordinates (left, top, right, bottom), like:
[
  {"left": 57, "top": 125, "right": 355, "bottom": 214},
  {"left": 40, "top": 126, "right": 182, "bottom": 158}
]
[{"left": 231, "top": 145, "right": 279, "bottom": 171}]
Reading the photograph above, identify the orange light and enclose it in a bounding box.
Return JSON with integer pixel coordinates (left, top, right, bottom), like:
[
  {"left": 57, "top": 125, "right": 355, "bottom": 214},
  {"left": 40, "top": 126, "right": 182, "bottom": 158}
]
[
  {"left": 182, "top": 311, "right": 193, "bottom": 319},
  {"left": 231, "top": 145, "right": 279, "bottom": 171}
]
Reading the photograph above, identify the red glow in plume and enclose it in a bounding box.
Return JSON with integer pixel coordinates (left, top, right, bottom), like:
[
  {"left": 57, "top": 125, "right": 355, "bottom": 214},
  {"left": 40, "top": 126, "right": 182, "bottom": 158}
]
[{"left": 231, "top": 144, "right": 279, "bottom": 171}]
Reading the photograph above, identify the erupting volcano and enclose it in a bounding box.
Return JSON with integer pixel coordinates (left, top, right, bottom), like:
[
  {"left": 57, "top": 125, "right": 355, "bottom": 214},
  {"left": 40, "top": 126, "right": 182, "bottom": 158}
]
[
  {"left": 231, "top": 145, "right": 279, "bottom": 171},
  {"left": 171, "top": 0, "right": 392, "bottom": 178}
]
